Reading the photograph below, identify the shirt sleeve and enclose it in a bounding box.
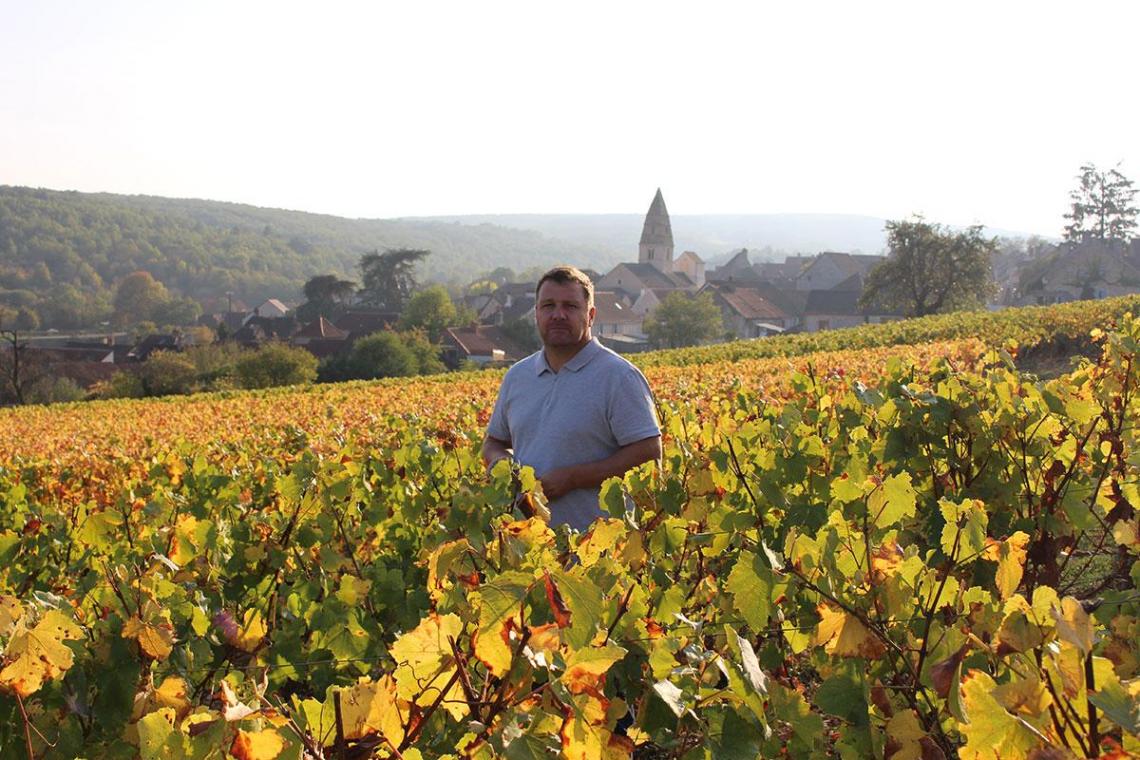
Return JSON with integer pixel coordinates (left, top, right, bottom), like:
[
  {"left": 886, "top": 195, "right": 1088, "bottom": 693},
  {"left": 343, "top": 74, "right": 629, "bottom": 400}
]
[
  {"left": 609, "top": 367, "right": 661, "bottom": 447},
  {"left": 486, "top": 373, "right": 512, "bottom": 443}
]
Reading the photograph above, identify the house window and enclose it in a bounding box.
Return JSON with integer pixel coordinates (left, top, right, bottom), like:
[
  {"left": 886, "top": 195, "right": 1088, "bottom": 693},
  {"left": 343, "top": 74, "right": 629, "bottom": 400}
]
[{"left": 648, "top": 249, "right": 654, "bottom": 260}]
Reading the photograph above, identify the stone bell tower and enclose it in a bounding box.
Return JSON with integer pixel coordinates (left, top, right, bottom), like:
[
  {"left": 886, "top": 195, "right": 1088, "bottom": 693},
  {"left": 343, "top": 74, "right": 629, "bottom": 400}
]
[{"left": 639, "top": 188, "right": 674, "bottom": 273}]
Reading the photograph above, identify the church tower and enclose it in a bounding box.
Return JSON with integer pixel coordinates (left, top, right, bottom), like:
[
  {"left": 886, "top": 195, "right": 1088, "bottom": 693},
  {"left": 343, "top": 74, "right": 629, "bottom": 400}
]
[{"left": 639, "top": 188, "right": 674, "bottom": 273}]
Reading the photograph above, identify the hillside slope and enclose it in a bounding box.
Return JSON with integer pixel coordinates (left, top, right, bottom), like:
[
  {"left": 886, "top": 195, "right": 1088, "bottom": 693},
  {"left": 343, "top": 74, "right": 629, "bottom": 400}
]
[{"left": 0, "top": 187, "right": 607, "bottom": 327}]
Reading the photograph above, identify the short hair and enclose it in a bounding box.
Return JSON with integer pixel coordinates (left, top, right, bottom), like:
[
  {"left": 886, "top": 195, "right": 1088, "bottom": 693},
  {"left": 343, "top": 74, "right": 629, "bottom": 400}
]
[{"left": 535, "top": 265, "right": 594, "bottom": 309}]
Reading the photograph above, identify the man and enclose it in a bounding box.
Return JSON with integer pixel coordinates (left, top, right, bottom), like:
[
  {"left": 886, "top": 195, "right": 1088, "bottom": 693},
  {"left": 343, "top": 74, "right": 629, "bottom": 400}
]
[{"left": 482, "top": 265, "right": 662, "bottom": 531}]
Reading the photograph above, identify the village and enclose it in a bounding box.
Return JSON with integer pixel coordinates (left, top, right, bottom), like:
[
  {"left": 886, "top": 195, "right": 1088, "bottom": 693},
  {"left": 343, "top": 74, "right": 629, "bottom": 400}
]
[{"left": 5, "top": 186, "right": 1140, "bottom": 403}]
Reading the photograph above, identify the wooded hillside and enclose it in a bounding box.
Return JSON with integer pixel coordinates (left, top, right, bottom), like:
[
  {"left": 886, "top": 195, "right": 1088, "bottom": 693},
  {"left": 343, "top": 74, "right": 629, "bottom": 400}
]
[{"left": 0, "top": 187, "right": 604, "bottom": 328}]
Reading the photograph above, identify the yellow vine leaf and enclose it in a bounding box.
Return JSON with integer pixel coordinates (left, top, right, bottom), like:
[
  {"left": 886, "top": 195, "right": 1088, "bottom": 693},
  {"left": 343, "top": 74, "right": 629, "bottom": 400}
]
[
  {"left": 576, "top": 518, "right": 626, "bottom": 567},
  {"left": 1112, "top": 516, "right": 1139, "bottom": 549},
  {"left": 391, "top": 612, "right": 467, "bottom": 719},
  {"left": 1052, "top": 597, "right": 1094, "bottom": 656},
  {"left": 425, "top": 538, "right": 471, "bottom": 603},
  {"left": 338, "top": 675, "right": 405, "bottom": 747},
  {"left": 233, "top": 608, "right": 267, "bottom": 653},
  {"left": 154, "top": 675, "right": 192, "bottom": 719},
  {"left": 169, "top": 514, "right": 202, "bottom": 567},
  {"left": 560, "top": 690, "right": 634, "bottom": 760},
  {"left": 524, "top": 622, "right": 562, "bottom": 669},
  {"left": 471, "top": 572, "right": 532, "bottom": 679},
  {"left": 136, "top": 707, "right": 177, "bottom": 758},
  {"left": 1052, "top": 640, "right": 1085, "bottom": 699},
  {"left": 995, "top": 597, "right": 1045, "bottom": 656},
  {"left": 336, "top": 574, "right": 372, "bottom": 606},
  {"left": 0, "top": 610, "right": 83, "bottom": 697},
  {"left": 868, "top": 472, "right": 917, "bottom": 528},
  {"left": 988, "top": 532, "right": 1029, "bottom": 600},
  {"left": 122, "top": 615, "right": 175, "bottom": 661},
  {"left": 814, "top": 605, "right": 886, "bottom": 659},
  {"left": 500, "top": 517, "right": 554, "bottom": 551},
  {"left": 885, "top": 710, "right": 926, "bottom": 760},
  {"left": 870, "top": 542, "right": 905, "bottom": 581},
  {"left": 230, "top": 728, "right": 287, "bottom": 760},
  {"left": 562, "top": 645, "right": 627, "bottom": 695},
  {"left": 0, "top": 595, "right": 22, "bottom": 636},
  {"left": 992, "top": 673, "right": 1052, "bottom": 718},
  {"left": 958, "top": 670, "right": 1043, "bottom": 759}
]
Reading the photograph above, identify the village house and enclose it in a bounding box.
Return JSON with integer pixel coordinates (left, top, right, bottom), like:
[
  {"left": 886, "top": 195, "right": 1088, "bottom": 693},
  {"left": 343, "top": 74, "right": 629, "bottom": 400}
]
[
  {"left": 793, "top": 251, "right": 883, "bottom": 291},
  {"left": 291, "top": 317, "right": 349, "bottom": 358},
  {"left": 440, "top": 325, "right": 530, "bottom": 369},
  {"left": 250, "top": 298, "right": 290, "bottom": 319},
  {"left": 707, "top": 249, "right": 763, "bottom": 284},
  {"left": 231, "top": 316, "right": 297, "bottom": 348},
  {"left": 1016, "top": 238, "right": 1140, "bottom": 305},
  {"left": 700, "top": 282, "right": 791, "bottom": 339},
  {"left": 592, "top": 291, "right": 644, "bottom": 338},
  {"left": 333, "top": 309, "right": 400, "bottom": 341},
  {"left": 476, "top": 282, "right": 536, "bottom": 326}
]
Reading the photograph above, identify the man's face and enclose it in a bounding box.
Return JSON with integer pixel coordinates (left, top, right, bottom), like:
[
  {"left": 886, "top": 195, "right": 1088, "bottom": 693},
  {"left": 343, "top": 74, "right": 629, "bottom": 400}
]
[{"left": 536, "top": 279, "right": 595, "bottom": 349}]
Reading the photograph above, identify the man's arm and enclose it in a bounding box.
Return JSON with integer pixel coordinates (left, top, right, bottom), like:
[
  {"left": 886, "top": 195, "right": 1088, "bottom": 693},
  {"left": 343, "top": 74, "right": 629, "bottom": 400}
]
[
  {"left": 482, "top": 434, "right": 514, "bottom": 471},
  {"left": 539, "top": 435, "right": 662, "bottom": 501}
]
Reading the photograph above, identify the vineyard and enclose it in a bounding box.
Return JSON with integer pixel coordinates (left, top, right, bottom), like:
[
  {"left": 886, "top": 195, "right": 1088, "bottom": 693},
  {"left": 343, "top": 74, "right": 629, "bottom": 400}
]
[{"left": 0, "top": 301, "right": 1138, "bottom": 759}]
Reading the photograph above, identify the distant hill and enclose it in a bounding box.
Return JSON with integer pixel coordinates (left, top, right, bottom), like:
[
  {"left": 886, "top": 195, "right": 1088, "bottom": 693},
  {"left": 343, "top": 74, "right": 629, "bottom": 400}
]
[
  {"left": 416, "top": 213, "right": 894, "bottom": 265},
  {"left": 0, "top": 187, "right": 607, "bottom": 328},
  {"left": 419, "top": 214, "right": 1046, "bottom": 266}
]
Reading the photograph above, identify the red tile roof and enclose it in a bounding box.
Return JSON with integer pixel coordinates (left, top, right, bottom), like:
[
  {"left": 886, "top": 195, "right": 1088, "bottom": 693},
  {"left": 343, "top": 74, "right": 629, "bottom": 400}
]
[
  {"left": 593, "top": 291, "right": 638, "bottom": 325},
  {"left": 295, "top": 317, "right": 348, "bottom": 340},
  {"left": 712, "top": 285, "right": 788, "bottom": 320},
  {"left": 443, "top": 325, "right": 529, "bottom": 361}
]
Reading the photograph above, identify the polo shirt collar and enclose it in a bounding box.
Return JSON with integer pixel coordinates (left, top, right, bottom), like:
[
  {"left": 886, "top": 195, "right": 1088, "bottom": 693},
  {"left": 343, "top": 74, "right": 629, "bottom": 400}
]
[{"left": 536, "top": 338, "right": 603, "bottom": 375}]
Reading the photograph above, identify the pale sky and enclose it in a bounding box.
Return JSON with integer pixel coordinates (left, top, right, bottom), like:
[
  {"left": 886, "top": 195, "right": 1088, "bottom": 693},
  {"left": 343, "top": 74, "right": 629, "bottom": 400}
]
[{"left": 1, "top": 1, "right": 1137, "bottom": 237}]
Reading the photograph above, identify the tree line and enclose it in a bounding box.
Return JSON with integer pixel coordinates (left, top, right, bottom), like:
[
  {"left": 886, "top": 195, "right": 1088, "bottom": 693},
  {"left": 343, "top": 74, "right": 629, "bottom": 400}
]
[
  {"left": 0, "top": 246, "right": 500, "bottom": 404},
  {"left": 860, "top": 162, "right": 1137, "bottom": 317}
]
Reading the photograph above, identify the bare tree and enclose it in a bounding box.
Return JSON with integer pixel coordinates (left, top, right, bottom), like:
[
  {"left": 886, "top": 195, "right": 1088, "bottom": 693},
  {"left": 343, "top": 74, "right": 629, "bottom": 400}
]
[{"left": 0, "top": 309, "right": 31, "bottom": 404}]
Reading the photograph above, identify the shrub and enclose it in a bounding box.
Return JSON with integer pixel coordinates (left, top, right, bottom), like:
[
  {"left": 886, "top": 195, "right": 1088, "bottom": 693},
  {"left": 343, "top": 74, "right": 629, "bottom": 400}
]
[
  {"left": 234, "top": 342, "right": 318, "bottom": 389},
  {"left": 318, "top": 330, "right": 443, "bottom": 382},
  {"left": 137, "top": 351, "right": 198, "bottom": 397}
]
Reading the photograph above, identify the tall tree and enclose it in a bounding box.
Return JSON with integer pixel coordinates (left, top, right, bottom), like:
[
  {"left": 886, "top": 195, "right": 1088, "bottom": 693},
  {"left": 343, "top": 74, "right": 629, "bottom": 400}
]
[
  {"left": 860, "top": 218, "right": 997, "bottom": 318},
  {"left": 358, "top": 249, "right": 429, "bottom": 311},
  {"left": 297, "top": 274, "right": 356, "bottom": 322},
  {"left": 644, "top": 291, "right": 722, "bottom": 349},
  {"left": 302, "top": 274, "right": 357, "bottom": 304},
  {"left": 1063, "top": 163, "right": 1138, "bottom": 243}
]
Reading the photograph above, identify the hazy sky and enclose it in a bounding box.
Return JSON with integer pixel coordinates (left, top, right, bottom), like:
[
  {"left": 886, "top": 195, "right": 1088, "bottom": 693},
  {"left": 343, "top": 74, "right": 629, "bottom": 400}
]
[{"left": 2, "top": 1, "right": 1137, "bottom": 236}]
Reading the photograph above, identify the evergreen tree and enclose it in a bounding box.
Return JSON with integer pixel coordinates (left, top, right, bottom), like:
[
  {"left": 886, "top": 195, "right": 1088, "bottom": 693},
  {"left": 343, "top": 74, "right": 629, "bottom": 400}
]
[
  {"left": 1063, "top": 163, "right": 1138, "bottom": 243},
  {"left": 358, "top": 249, "right": 429, "bottom": 311},
  {"left": 297, "top": 274, "right": 356, "bottom": 323}
]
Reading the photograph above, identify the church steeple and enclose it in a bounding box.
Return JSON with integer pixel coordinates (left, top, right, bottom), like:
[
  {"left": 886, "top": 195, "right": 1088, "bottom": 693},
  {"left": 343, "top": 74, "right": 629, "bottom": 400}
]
[{"left": 639, "top": 188, "right": 674, "bottom": 273}]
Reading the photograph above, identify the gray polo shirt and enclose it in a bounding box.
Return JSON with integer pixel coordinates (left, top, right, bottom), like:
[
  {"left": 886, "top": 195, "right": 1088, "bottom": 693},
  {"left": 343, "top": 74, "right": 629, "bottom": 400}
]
[{"left": 486, "top": 338, "right": 660, "bottom": 531}]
